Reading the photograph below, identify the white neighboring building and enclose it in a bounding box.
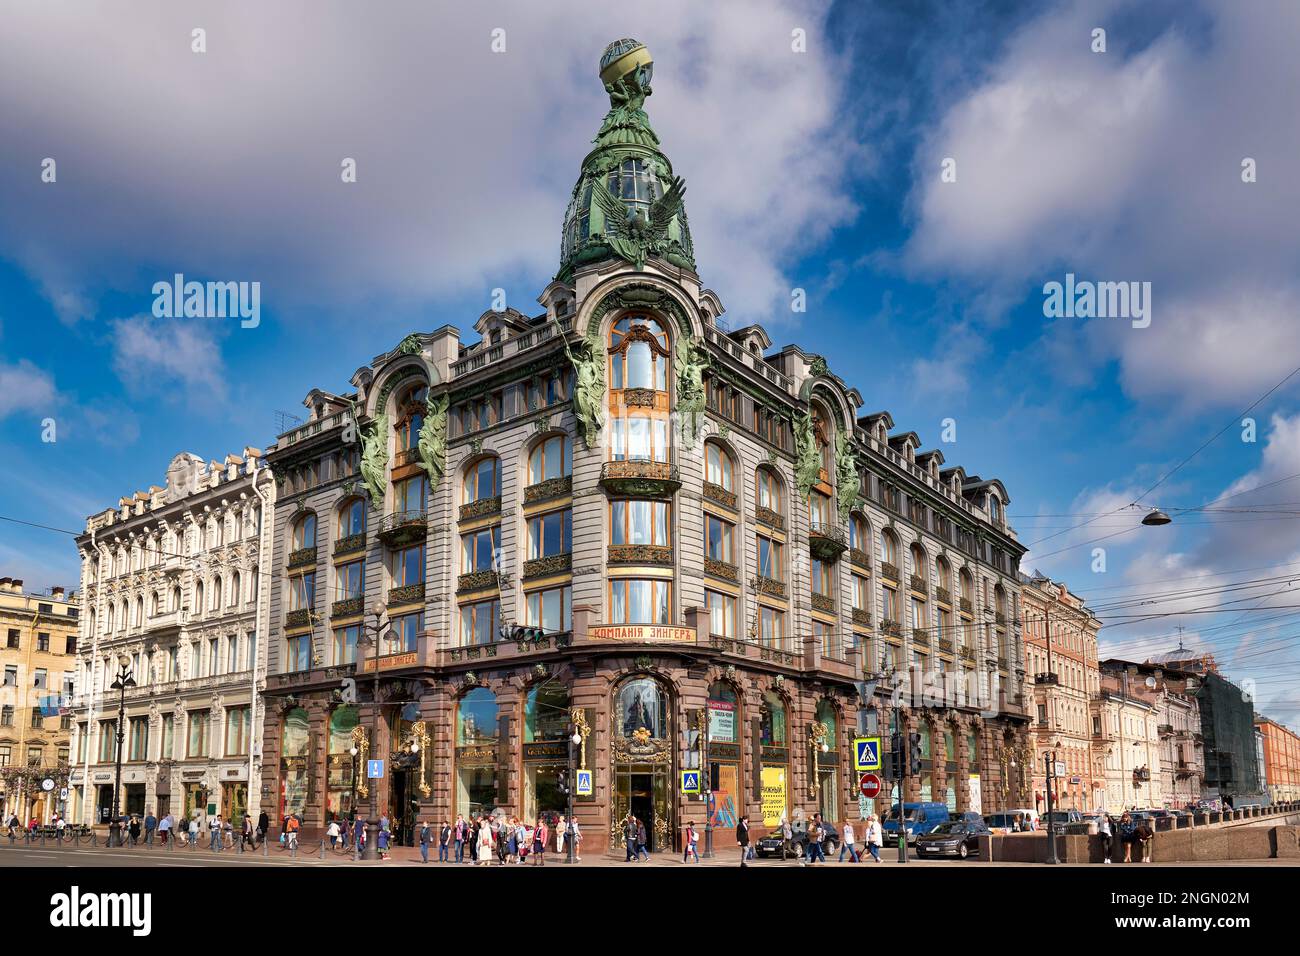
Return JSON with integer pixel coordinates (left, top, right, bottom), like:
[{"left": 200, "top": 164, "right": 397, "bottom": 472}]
[{"left": 68, "top": 450, "right": 274, "bottom": 828}]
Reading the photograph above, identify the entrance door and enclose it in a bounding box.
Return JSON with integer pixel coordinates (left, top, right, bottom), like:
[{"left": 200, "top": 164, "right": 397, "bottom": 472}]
[
  {"left": 96, "top": 785, "right": 113, "bottom": 823},
  {"left": 630, "top": 774, "right": 654, "bottom": 851},
  {"left": 613, "top": 767, "right": 672, "bottom": 853},
  {"left": 390, "top": 770, "right": 417, "bottom": 847}
]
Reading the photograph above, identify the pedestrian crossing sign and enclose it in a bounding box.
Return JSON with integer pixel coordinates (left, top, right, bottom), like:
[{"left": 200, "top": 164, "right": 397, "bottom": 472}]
[
  {"left": 853, "top": 737, "right": 881, "bottom": 772},
  {"left": 680, "top": 770, "right": 701, "bottom": 794},
  {"left": 575, "top": 769, "right": 593, "bottom": 796}
]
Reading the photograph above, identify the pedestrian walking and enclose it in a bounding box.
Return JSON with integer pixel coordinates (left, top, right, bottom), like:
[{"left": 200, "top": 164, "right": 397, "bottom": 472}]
[
  {"left": 286, "top": 814, "right": 300, "bottom": 851},
  {"left": 158, "top": 813, "right": 172, "bottom": 845},
  {"left": 327, "top": 819, "right": 341, "bottom": 850},
  {"left": 128, "top": 815, "right": 141, "bottom": 846},
  {"left": 806, "top": 816, "right": 826, "bottom": 863},
  {"left": 839, "top": 821, "right": 860, "bottom": 862},
  {"left": 377, "top": 825, "right": 391, "bottom": 860},
  {"left": 144, "top": 811, "right": 156, "bottom": 846},
  {"left": 736, "top": 815, "right": 751, "bottom": 867},
  {"left": 352, "top": 815, "right": 365, "bottom": 855},
  {"left": 865, "top": 814, "right": 883, "bottom": 863},
  {"left": 209, "top": 815, "right": 225, "bottom": 851},
  {"left": 683, "top": 821, "right": 700, "bottom": 863},
  {"left": 623, "top": 815, "right": 638, "bottom": 862},
  {"left": 419, "top": 820, "right": 431, "bottom": 863},
  {"left": 438, "top": 820, "right": 451, "bottom": 862},
  {"left": 454, "top": 815, "right": 466, "bottom": 863},
  {"left": 187, "top": 815, "right": 200, "bottom": 846},
  {"left": 635, "top": 818, "right": 650, "bottom": 861},
  {"left": 556, "top": 816, "right": 568, "bottom": 856},
  {"left": 533, "top": 817, "right": 548, "bottom": 866},
  {"left": 1098, "top": 813, "right": 1113, "bottom": 864},
  {"left": 242, "top": 814, "right": 256, "bottom": 850},
  {"left": 570, "top": 818, "right": 582, "bottom": 862}
]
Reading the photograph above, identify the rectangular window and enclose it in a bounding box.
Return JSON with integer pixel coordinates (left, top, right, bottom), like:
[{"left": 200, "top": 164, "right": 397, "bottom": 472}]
[
  {"left": 37, "top": 632, "right": 50, "bottom": 651},
  {"left": 760, "top": 606, "right": 785, "bottom": 646},
  {"left": 390, "top": 611, "right": 423, "bottom": 652},
  {"left": 187, "top": 711, "right": 208, "bottom": 758},
  {"left": 98, "top": 720, "right": 117, "bottom": 761},
  {"left": 705, "top": 515, "right": 735, "bottom": 563},
  {"left": 228, "top": 635, "right": 240, "bottom": 673},
  {"left": 208, "top": 638, "right": 219, "bottom": 676},
  {"left": 66, "top": 634, "right": 77, "bottom": 654},
  {"left": 705, "top": 590, "right": 736, "bottom": 638},
  {"left": 395, "top": 474, "right": 429, "bottom": 514},
  {"left": 882, "top": 585, "right": 900, "bottom": 623},
  {"left": 6, "top": 629, "right": 18, "bottom": 649},
  {"left": 0, "top": 705, "right": 12, "bottom": 727},
  {"left": 289, "top": 572, "right": 316, "bottom": 611},
  {"left": 392, "top": 544, "right": 425, "bottom": 587},
  {"left": 336, "top": 560, "right": 364, "bottom": 600},
  {"left": 756, "top": 535, "right": 783, "bottom": 581},
  {"left": 286, "top": 634, "right": 311, "bottom": 672},
  {"left": 166, "top": 646, "right": 178, "bottom": 682},
  {"left": 851, "top": 573, "right": 870, "bottom": 610},
  {"left": 129, "top": 718, "right": 148, "bottom": 761},
  {"left": 610, "top": 414, "right": 670, "bottom": 463},
  {"left": 611, "top": 500, "right": 670, "bottom": 546},
  {"left": 2, "top": 666, "right": 15, "bottom": 687},
  {"left": 31, "top": 709, "right": 43, "bottom": 729},
  {"left": 334, "top": 623, "right": 361, "bottom": 665},
  {"left": 609, "top": 579, "right": 671, "bottom": 625},
  {"left": 161, "top": 715, "right": 174, "bottom": 759},
  {"left": 225, "top": 706, "right": 250, "bottom": 756},
  {"left": 527, "top": 509, "right": 572, "bottom": 559},
  {"left": 33, "top": 667, "right": 47, "bottom": 689},
  {"left": 525, "top": 586, "right": 572, "bottom": 635},
  {"left": 809, "top": 492, "right": 832, "bottom": 530},
  {"left": 462, "top": 526, "right": 502, "bottom": 573},
  {"left": 459, "top": 601, "right": 499, "bottom": 645},
  {"left": 0, "top": 745, "right": 8, "bottom": 767},
  {"left": 810, "top": 558, "right": 834, "bottom": 597}
]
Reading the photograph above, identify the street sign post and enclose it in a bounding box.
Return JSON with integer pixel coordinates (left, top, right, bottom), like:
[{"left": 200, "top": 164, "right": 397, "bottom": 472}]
[
  {"left": 367, "top": 759, "right": 384, "bottom": 779},
  {"left": 859, "top": 773, "right": 882, "bottom": 799},
  {"left": 575, "top": 769, "right": 593, "bottom": 796},
  {"left": 1054, "top": 761, "right": 1067, "bottom": 779},
  {"left": 853, "top": 737, "right": 881, "bottom": 772},
  {"left": 680, "top": 770, "right": 701, "bottom": 795}
]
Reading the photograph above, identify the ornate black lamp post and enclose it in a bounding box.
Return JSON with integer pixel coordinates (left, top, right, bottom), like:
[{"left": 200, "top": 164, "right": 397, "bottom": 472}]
[
  {"left": 108, "top": 654, "right": 135, "bottom": 847},
  {"left": 358, "top": 603, "right": 396, "bottom": 860}
]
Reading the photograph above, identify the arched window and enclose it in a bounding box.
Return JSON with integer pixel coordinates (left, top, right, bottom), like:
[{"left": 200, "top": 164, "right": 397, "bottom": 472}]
[
  {"left": 171, "top": 586, "right": 182, "bottom": 612},
  {"left": 705, "top": 442, "right": 734, "bottom": 491},
  {"left": 615, "top": 677, "right": 669, "bottom": 739},
  {"left": 910, "top": 543, "right": 928, "bottom": 586},
  {"left": 150, "top": 591, "right": 160, "bottom": 616},
  {"left": 528, "top": 434, "right": 572, "bottom": 485},
  {"left": 230, "top": 571, "right": 241, "bottom": 606},
  {"left": 463, "top": 456, "right": 500, "bottom": 504},
  {"left": 291, "top": 513, "right": 317, "bottom": 552},
  {"left": 457, "top": 688, "right": 499, "bottom": 747},
  {"left": 760, "top": 691, "right": 787, "bottom": 746},
  {"left": 706, "top": 681, "right": 738, "bottom": 744},
  {"left": 608, "top": 315, "right": 669, "bottom": 391},
  {"left": 755, "top": 467, "right": 783, "bottom": 515},
  {"left": 936, "top": 556, "right": 951, "bottom": 594},
  {"left": 881, "top": 529, "right": 899, "bottom": 568},
  {"left": 211, "top": 575, "right": 223, "bottom": 611},
  {"left": 524, "top": 683, "right": 570, "bottom": 743},
  {"left": 193, "top": 583, "right": 204, "bottom": 616},
  {"left": 850, "top": 513, "right": 869, "bottom": 552},
  {"left": 337, "top": 497, "right": 366, "bottom": 538},
  {"left": 395, "top": 383, "right": 429, "bottom": 454}
]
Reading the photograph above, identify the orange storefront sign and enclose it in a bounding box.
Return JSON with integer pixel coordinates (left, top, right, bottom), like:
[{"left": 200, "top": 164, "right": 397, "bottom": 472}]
[{"left": 589, "top": 624, "right": 696, "bottom": 643}]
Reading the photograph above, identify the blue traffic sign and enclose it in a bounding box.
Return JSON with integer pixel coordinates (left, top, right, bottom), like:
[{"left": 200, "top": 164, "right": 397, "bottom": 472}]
[
  {"left": 575, "top": 770, "right": 593, "bottom": 796},
  {"left": 853, "top": 737, "right": 882, "bottom": 772},
  {"left": 367, "top": 759, "right": 385, "bottom": 779},
  {"left": 680, "top": 770, "right": 701, "bottom": 794}
]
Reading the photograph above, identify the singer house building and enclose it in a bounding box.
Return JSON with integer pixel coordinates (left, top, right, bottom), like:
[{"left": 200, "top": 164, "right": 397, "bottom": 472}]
[{"left": 257, "top": 39, "right": 1032, "bottom": 854}]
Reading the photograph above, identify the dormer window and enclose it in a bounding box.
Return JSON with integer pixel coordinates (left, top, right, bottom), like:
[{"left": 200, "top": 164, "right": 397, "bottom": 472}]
[{"left": 988, "top": 494, "right": 1002, "bottom": 524}]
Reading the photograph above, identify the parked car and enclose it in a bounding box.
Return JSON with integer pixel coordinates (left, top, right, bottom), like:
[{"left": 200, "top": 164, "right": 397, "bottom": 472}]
[
  {"left": 1041, "top": 808, "right": 1083, "bottom": 835},
  {"left": 985, "top": 809, "right": 1040, "bottom": 833},
  {"left": 882, "top": 803, "right": 951, "bottom": 845},
  {"left": 951, "top": 811, "right": 986, "bottom": 827},
  {"left": 914, "top": 819, "right": 990, "bottom": 859},
  {"left": 754, "top": 821, "right": 840, "bottom": 858}
]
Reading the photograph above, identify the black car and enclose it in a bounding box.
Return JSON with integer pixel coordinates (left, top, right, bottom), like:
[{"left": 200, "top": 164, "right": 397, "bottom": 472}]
[
  {"left": 754, "top": 821, "right": 841, "bottom": 859},
  {"left": 1041, "top": 809, "right": 1082, "bottom": 835},
  {"left": 913, "top": 820, "right": 989, "bottom": 859}
]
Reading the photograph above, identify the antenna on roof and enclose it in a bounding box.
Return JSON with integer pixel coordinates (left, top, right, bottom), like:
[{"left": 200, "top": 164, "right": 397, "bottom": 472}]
[{"left": 275, "top": 410, "right": 304, "bottom": 434}]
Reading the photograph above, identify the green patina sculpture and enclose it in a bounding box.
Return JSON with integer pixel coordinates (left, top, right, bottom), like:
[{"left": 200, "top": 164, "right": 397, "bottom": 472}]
[
  {"left": 674, "top": 333, "right": 708, "bottom": 446},
  {"left": 590, "top": 174, "right": 688, "bottom": 271},
  {"left": 835, "top": 430, "right": 859, "bottom": 520},
  {"left": 555, "top": 314, "right": 606, "bottom": 449},
  {"left": 417, "top": 392, "right": 449, "bottom": 488},
  {"left": 794, "top": 411, "right": 821, "bottom": 502},
  {"left": 358, "top": 405, "right": 387, "bottom": 509},
  {"left": 396, "top": 333, "right": 423, "bottom": 356}
]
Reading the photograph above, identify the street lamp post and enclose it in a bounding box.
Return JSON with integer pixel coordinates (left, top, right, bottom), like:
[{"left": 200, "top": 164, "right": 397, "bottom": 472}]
[
  {"left": 699, "top": 708, "right": 714, "bottom": 859},
  {"left": 108, "top": 654, "right": 135, "bottom": 847},
  {"left": 358, "top": 603, "right": 396, "bottom": 860},
  {"left": 1044, "top": 741, "right": 1060, "bottom": 865}
]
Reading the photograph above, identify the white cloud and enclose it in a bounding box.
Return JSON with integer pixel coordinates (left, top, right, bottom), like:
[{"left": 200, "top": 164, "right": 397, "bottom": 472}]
[
  {"left": 110, "top": 315, "right": 227, "bottom": 404},
  {"left": 0, "top": 0, "right": 855, "bottom": 324},
  {"left": 0, "top": 357, "right": 58, "bottom": 419},
  {"left": 902, "top": 0, "right": 1300, "bottom": 408}
]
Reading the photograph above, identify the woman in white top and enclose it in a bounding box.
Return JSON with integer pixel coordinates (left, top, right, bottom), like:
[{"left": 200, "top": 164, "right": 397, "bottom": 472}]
[
  {"left": 476, "top": 816, "right": 494, "bottom": 864},
  {"left": 839, "top": 821, "right": 859, "bottom": 862},
  {"left": 864, "top": 814, "right": 883, "bottom": 863}
]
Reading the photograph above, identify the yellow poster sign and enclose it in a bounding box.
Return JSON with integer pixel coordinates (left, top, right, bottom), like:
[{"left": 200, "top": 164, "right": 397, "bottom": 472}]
[{"left": 760, "top": 767, "right": 787, "bottom": 828}]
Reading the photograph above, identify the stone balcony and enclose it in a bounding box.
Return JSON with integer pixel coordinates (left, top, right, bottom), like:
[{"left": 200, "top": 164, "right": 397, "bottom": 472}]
[
  {"left": 808, "top": 520, "right": 847, "bottom": 562},
  {"left": 881, "top": 562, "right": 900, "bottom": 582},
  {"left": 388, "top": 582, "right": 425, "bottom": 606},
  {"left": 378, "top": 509, "right": 428, "bottom": 547},
  {"left": 333, "top": 533, "right": 366, "bottom": 558},
  {"left": 331, "top": 596, "right": 364, "bottom": 618},
  {"left": 704, "top": 556, "right": 738, "bottom": 582},
  {"left": 608, "top": 544, "right": 673, "bottom": 566},
  {"left": 522, "top": 552, "right": 572, "bottom": 580},
  {"left": 703, "top": 481, "right": 738, "bottom": 511},
  {"left": 523, "top": 476, "right": 572, "bottom": 505},
  {"left": 458, "top": 496, "right": 501, "bottom": 523},
  {"left": 287, "top": 546, "right": 317, "bottom": 569},
  {"left": 599, "top": 459, "right": 680, "bottom": 498}
]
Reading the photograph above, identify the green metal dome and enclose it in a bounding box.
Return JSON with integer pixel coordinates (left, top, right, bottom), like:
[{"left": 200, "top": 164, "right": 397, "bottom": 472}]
[{"left": 558, "top": 40, "right": 696, "bottom": 281}]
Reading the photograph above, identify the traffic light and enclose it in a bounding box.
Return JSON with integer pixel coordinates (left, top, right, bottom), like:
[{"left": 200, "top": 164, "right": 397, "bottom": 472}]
[
  {"left": 908, "top": 732, "right": 922, "bottom": 776},
  {"left": 510, "top": 624, "right": 546, "bottom": 643},
  {"left": 887, "top": 732, "right": 906, "bottom": 779},
  {"left": 557, "top": 768, "right": 570, "bottom": 797}
]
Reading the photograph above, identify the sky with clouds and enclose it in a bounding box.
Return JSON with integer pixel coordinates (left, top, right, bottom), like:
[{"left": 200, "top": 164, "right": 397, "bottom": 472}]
[{"left": 2, "top": 0, "right": 1299, "bottom": 725}]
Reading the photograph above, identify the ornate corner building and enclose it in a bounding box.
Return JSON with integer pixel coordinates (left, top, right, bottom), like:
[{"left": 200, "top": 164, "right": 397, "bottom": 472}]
[
  {"left": 0, "top": 578, "right": 79, "bottom": 824},
  {"left": 66, "top": 451, "right": 274, "bottom": 827},
  {"left": 256, "top": 39, "right": 1031, "bottom": 853}
]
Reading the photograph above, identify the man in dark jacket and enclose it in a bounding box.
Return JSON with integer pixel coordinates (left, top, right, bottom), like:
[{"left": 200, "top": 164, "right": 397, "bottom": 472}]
[
  {"left": 418, "top": 820, "right": 432, "bottom": 863},
  {"left": 736, "top": 815, "right": 750, "bottom": 867},
  {"left": 624, "top": 816, "right": 638, "bottom": 862},
  {"left": 438, "top": 821, "right": 451, "bottom": 862},
  {"left": 256, "top": 810, "right": 269, "bottom": 846}
]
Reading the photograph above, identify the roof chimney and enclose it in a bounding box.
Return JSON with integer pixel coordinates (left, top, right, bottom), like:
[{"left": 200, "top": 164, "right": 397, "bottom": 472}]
[{"left": 51, "top": 586, "right": 66, "bottom": 601}]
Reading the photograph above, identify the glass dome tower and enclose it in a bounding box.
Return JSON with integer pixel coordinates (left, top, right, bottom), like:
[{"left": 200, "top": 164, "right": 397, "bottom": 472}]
[{"left": 558, "top": 39, "right": 696, "bottom": 280}]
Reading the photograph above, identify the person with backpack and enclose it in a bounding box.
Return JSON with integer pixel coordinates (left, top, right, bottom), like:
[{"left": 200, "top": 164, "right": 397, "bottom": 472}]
[{"left": 683, "top": 821, "right": 700, "bottom": 863}]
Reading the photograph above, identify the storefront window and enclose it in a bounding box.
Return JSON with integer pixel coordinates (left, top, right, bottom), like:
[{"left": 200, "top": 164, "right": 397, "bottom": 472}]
[
  {"left": 456, "top": 689, "right": 499, "bottom": 818},
  {"left": 760, "top": 692, "right": 786, "bottom": 746},
  {"left": 616, "top": 678, "right": 668, "bottom": 739},
  {"left": 280, "top": 707, "right": 310, "bottom": 819},
  {"left": 457, "top": 689, "right": 498, "bottom": 747},
  {"left": 524, "top": 684, "right": 569, "bottom": 743},
  {"left": 326, "top": 706, "right": 359, "bottom": 824},
  {"left": 707, "top": 681, "right": 738, "bottom": 744}
]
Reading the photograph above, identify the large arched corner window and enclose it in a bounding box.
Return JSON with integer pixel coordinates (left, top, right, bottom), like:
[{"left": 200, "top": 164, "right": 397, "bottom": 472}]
[
  {"left": 462, "top": 455, "right": 501, "bottom": 505},
  {"left": 394, "top": 383, "right": 429, "bottom": 455},
  {"left": 615, "top": 677, "right": 669, "bottom": 740},
  {"left": 608, "top": 315, "right": 672, "bottom": 464},
  {"left": 528, "top": 434, "right": 572, "bottom": 486}
]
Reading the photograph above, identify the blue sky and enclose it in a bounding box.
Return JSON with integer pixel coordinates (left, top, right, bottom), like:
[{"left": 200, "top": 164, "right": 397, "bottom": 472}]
[{"left": 2, "top": 0, "right": 1299, "bottom": 723}]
